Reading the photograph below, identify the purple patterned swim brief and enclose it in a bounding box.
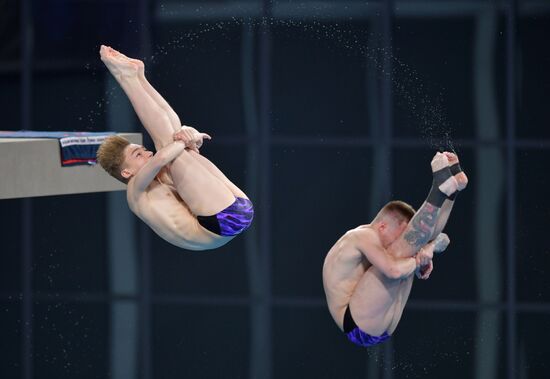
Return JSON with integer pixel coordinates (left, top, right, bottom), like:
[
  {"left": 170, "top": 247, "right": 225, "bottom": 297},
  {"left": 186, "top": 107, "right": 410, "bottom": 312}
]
[
  {"left": 343, "top": 305, "right": 390, "bottom": 347},
  {"left": 197, "top": 197, "right": 254, "bottom": 237}
]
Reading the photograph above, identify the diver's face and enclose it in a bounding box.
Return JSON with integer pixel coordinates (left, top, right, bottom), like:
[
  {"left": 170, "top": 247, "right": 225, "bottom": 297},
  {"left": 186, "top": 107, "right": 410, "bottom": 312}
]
[
  {"left": 391, "top": 219, "right": 409, "bottom": 242},
  {"left": 120, "top": 144, "right": 153, "bottom": 180},
  {"left": 379, "top": 218, "right": 408, "bottom": 247}
]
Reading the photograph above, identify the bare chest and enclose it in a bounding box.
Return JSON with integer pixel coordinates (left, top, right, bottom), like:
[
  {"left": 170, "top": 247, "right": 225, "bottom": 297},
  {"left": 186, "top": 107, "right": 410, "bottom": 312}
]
[
  {"left": 148, "top": 180, "right": 182, "bottom": 202},
  {"left": 129, "top": 177, "right": 187, "bottom": 220}
]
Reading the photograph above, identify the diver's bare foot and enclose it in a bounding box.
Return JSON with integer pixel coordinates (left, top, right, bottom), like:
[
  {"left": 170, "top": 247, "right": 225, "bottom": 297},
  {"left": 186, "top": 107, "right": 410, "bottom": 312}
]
[
  {"left": 109, "top": 49, "right": 145, "bottom": 78},
  {"left": 99, "top": 45, "right": 138, "bottom": 79},
  {"left": 444, "top": 152, "right": 468, "bottom": 191},
  {"left": 431, "top": 152, "right": 458, "bottom": 197},
  {"left": 129, "top": 58, "right": 145, "bottom": 78}
]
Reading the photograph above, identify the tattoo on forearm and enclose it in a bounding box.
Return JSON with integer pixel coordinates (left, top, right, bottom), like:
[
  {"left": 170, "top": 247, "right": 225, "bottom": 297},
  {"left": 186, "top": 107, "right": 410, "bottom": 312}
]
[{"left": 403, "top": 203, "right": 438, "bottom": 248}]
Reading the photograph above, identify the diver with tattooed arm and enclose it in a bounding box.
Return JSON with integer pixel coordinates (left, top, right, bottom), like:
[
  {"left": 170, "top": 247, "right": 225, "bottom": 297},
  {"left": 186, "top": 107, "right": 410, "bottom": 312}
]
[{"left": 323, "top": 152, "right": 468, "bottom": 347}]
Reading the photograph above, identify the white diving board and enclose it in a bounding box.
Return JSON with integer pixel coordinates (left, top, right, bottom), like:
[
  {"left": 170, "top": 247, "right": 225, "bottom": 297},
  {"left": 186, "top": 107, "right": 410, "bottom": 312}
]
[{"left": 0, "top": 133, "right": 142, "bottom": 200}]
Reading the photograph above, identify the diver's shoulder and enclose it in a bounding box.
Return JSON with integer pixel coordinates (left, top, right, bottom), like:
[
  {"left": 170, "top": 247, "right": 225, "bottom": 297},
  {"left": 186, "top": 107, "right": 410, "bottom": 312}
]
[
  {"left": 349, "top": 224, "right": 375, "bottom": 235},
  {"left": 342, "top": 225, "right": 375, "bottom": 241},
  {"left": 355, "top": 223, "right": 372, "bottom": 231}
]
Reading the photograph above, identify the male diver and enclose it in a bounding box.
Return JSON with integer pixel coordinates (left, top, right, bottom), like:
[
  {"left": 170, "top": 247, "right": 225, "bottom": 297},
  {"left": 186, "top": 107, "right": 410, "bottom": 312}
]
[
  {"left": 323, "top": 151, "right": 468, "bottom": 346},
  {"left": 96, "top": 45, "right": 253, "bottom": 250}
]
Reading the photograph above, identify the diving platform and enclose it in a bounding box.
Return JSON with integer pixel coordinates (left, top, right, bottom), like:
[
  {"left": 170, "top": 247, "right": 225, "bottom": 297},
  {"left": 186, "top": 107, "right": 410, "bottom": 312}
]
[{"left": 0, "top": 132, "right": 142, "bottom": 199}]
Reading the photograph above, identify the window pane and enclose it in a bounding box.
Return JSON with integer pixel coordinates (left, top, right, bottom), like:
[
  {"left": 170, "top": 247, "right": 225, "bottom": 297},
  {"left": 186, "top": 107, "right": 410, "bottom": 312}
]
[
  {"left": 33, "top": 73, "right": 106, "bottom": 132},
  {"left": 394, "top": 18, "right": 483, "bottom": 140},
  {"left": 273, "top": 307, "right": 366, "bottom": 378},
  {"left": 0, "top": 199, "right": 22, "bottom": 292},
  {"left": 518, "top": 313, "right": 550, "bottom": 377},
  {"left": 34, "top": 302, "right": 108, "bottom": 379},
  {"left": 516, "top": 149, "right": 550, "bottom": 302},
  {"left": 33, "top": 194, "right": 108, "bottom": 292},
  {"left": 272, "top": 21, "right": 371, "bottom": 137},
  {"left": 0, "top": 1, "right": 19, "bottom": 63},
  {"left": 394, "top": 310, "right": 507, "bottom": 378},
  {"left": 34, "top": 1, "right": 137, "bottom": 64},
  {"left": 153, "top": 304, "right": 249, "bottom": 378},
  {"left": 518, "top": 14, "right": 550, "bottom": 139},
  {"left": 0, "top": 302, "right": 21, "bottom": 379},
  {"left": 153, "top": 22, "right": 246, "bottom": 135},
  {"left": 272, "top": 147, "right": 373, "bottom": 297},
  {"left": 0, "top": 74, "right": 20, "bottom": 129}
]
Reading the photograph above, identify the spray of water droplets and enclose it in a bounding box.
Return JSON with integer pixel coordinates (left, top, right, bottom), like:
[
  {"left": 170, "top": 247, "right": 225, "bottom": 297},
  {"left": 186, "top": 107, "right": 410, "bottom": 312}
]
[{"left": 83, "top": 15, "right": 456, "bottom": 150}]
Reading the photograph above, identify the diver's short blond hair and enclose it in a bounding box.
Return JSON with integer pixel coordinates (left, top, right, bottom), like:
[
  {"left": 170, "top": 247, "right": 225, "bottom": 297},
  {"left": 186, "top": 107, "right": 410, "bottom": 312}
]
[
  {"left": 373, "top": 200, "right": 416, "bottom": 224},
  {"left": 96, "top": 135, "right": 130, "bottom": 184}
]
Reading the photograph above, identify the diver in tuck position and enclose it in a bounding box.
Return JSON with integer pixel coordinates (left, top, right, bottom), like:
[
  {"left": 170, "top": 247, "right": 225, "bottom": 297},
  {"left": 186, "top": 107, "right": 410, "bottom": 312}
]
[
  {"left": 323, "top": 151, "right": 468, "bottom": 347},
  {"left": 96, "top": 45, "right": 253, "bottom": 251}
]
